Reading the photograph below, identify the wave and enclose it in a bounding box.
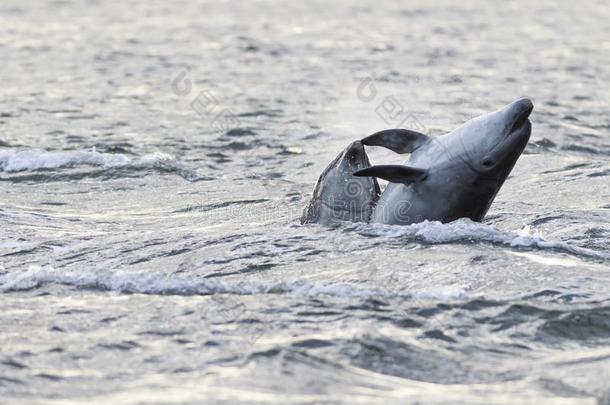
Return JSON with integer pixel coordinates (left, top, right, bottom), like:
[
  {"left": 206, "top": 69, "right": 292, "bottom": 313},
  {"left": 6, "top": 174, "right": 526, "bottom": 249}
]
[
  {"left": 354, "top": 219, "right": 609, "bottom": 260},
  {"left": 0, "top": 265, "right": 473, "bottom": 299},
  {"left": 0, "top": 265, "right": 380, "bottom": 296},
  {"left": 0, "top": 149, "right": 203, "bottom": 181}
]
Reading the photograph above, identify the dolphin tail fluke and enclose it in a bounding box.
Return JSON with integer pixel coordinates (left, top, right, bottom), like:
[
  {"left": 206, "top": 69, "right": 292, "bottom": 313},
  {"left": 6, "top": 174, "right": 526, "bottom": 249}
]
[
  {"left": 353, "top": 165, "right": 427, "bottom": 185},
  {"left": 361, "top": 129, "right": 430, "bottom": 154}
]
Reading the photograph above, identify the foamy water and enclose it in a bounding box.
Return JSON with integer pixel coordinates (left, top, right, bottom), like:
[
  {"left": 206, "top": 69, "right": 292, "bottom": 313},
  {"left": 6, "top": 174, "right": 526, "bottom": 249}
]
[
  {"left": 358, "top": 219, "right": 609, "bottom": 259},
  {"left": 0, "top": 149, "right": 202, "bottom": 181}
]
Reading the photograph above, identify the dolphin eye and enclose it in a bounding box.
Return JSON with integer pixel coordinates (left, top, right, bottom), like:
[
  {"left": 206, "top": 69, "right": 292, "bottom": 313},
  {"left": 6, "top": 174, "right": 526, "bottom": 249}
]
[{"left": 482, "top": 159, "right": 493, "bottom": 167}]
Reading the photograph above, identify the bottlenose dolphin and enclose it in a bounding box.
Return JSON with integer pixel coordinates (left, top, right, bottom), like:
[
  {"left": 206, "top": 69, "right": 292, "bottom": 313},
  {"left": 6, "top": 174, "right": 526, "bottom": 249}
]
[
  {"left": 354, "top": 98, "right": 533, "bottom": 225},
  {"left": 301, "top": 141, "right": 380, "bottom": 224}
]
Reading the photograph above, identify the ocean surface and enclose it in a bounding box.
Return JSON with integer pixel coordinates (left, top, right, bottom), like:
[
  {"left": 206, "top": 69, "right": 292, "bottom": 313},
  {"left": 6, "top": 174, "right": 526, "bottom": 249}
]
[{"left": 1, "top": 0, "right": 610, "bottom": 403}]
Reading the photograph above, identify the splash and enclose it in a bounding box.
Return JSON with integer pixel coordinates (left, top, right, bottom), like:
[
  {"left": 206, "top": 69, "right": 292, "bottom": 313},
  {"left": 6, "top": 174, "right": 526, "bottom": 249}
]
[
  {"left": 0, "top": 149, "right": 202, "bottom": 181},
  {"left": 356, "top": 218, "right": 608, "bottom": 260},
  {"left": 0, "top": 265, "right": 384, "bottom": 296}
]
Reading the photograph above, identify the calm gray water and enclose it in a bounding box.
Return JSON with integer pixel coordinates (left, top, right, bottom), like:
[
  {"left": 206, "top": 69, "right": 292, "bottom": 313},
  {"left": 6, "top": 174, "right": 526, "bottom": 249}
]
[{"left": 1, "top": 0, "right": 610, "bottom": 404}]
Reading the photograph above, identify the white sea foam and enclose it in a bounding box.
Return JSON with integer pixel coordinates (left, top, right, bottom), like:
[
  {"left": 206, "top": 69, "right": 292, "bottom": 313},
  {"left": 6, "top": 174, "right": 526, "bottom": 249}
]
[
  {"left": 2, "top": 265, "right": 459, "bottom": 299},
  {"left": 3, "top": 219, "right": 603, "bottom": 296},
  {"left": 357, "top": 219, "right": 608, "bottom": 260},
  {"left": 0, "top": 266, "right": 217, "bottom": 295},
  {"left": 0, "top": 149, "right": 200, "bottom": 180},
  {"left": 0, "top": 149, "right": 127, "bottom": 172},
  {"left": 416, "top": 287, "right": 472, "bottom": 301}
]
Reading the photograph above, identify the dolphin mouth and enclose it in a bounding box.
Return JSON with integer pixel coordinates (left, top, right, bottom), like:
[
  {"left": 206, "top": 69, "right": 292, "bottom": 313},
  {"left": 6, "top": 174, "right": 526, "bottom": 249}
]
[
  {"left": 343, "top": 141, "right": 375, "bottom": 170},
  {"left": 343, "top": 141, "right": 365, "bottom": 163},
  {"left": 507, "top": 100, "right": 533, "bottom": 136},
  {"left": 345, "top": 141, "right": 365, "bottom": 156},
  {"left": 482, "top": 100, "right": 533, "bottom": 170},
  {"left": 483, "top": 119, "right": 531, "bottom": 169}
]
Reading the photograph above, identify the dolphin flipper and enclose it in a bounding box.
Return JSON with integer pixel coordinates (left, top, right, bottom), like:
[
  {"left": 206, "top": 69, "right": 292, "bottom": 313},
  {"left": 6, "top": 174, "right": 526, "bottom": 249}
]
[
  {"left": 353, "top": 165, "right": 427, "bottom": 185},
  {"left": 361, "top": 129, "right": 430, "bottom": 154}
]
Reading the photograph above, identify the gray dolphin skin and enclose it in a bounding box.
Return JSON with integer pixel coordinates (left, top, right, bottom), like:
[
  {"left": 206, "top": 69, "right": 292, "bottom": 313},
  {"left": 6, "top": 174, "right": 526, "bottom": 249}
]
[
  {"left": 354, "top": 98, "right": 533, "bottom": 225},
  {"left": 301, "top": 141, "right": 380, "bottom": 224}
]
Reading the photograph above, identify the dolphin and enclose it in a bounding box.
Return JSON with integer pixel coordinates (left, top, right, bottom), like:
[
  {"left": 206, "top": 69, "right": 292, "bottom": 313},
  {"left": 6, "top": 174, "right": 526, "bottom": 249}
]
[
  {"left": 301, "top": 141, "right": 380, "bottom": 224},
  {"left": 354, "top": 98, "right": 533, "bottom": 225}
]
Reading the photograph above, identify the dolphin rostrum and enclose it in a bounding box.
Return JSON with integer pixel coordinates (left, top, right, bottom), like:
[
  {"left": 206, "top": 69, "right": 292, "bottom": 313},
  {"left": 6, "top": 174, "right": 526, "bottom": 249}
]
[
  {"left": 301, "top": 141, "right": 380, "bottom": 224},
  {"left": 354, "top": 98, "right": 533, "bottom": 225}
]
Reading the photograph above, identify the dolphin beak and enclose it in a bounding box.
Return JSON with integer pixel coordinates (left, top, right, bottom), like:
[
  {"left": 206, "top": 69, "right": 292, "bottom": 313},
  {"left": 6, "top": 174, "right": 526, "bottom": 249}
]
[
  {"left": 506, "top": 98, "right": 533, "bottom": 135},
  {"left": 343, "top": 141, "right": 365, "bottom": 160},
  {"left": 341, "top": 141, "right": 373, "bottom": 169},
  {"left": 512, "top": 97, "right": 534, "bottom": 114},
  {"left": 482, "top": 98, "right": 533, "bottom": 169}
]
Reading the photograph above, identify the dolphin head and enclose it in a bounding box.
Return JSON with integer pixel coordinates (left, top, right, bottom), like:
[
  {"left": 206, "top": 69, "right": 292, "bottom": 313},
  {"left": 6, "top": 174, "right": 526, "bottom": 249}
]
[
  {"left": 356, "top": 98, "right": 534, "bottom": 224},
  {"left": 323, "top": 141, "right": 380, "bottom": 218},
  {"left": 301, "top": 141, "right": 380, "bottom": 224},
  {"left": 447, "top": 97, "right": 533, "bottom": 179},
  {"left": 414, "top": 97, "right": 533, "bottom": 221}
]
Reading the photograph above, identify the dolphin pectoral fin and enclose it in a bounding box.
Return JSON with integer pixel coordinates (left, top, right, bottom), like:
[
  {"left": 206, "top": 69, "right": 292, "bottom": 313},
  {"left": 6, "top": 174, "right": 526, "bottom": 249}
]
[
  {"left": 361, "top": 129, "right": 430, "bottom": 154},
  {"left": 353, "top": 165, "right": 427, "bottom": 184}
]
